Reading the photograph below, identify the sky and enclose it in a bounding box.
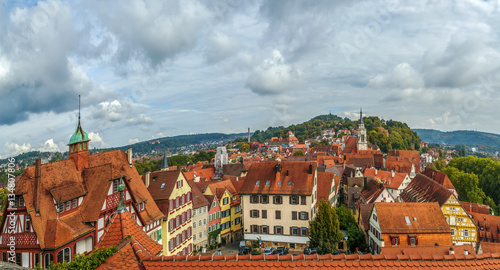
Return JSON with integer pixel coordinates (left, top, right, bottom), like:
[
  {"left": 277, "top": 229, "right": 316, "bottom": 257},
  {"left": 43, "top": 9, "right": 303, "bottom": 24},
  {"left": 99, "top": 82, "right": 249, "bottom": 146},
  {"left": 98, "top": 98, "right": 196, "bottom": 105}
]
[{"left": 1, "top": 0, "right": 500, "bottom": 158}]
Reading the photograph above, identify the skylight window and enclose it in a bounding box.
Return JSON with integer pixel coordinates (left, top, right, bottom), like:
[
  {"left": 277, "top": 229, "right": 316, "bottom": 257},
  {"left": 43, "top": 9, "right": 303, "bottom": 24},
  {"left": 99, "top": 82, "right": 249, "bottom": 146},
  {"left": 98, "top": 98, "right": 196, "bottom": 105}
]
[
  {"left": 266, "top": 180, "right": 270, "bottom": 186},
  {"left": 256, "top": 181, "right": 260, "bottom": 186},
  {"left": 405, "top": 216, "right": 411, "bottom": 225},
  {"left": 278, "top": 181, "right": 281, "bottom": 186},
  {"left": 288, "top": 180, "right": 292, "bottom": 186},
  {"left": 160, "top": 182, "right": 166, "bottom": 189}
]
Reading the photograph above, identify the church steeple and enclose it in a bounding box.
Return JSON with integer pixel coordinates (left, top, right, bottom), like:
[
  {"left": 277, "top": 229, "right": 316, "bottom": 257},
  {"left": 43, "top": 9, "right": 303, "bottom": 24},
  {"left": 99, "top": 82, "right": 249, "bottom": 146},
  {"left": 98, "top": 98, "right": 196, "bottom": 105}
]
[
  {"left": 360, "top": 108, "right": 364, "bottom": 124},
  {"left": 68, "top": 95, "right": 90, "bottom": 171},
  {"left": 161, "top": 151, "right": 169, "bottom": 171},
  {"left": 357, "top": 108, "right": 367, "bottom": 151}
]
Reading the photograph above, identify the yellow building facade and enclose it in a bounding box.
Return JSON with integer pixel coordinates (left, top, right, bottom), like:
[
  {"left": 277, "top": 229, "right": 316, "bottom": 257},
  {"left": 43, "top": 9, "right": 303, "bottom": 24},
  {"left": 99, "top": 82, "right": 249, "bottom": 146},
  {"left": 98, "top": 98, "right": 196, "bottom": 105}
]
[
  {"left": 441, "top": 195, "right": 478, "bottom": 247},
  {"left": 230, "top": 195, "right": 242, "bottom": 241},
  {"left": 162, "top": 173, "right": 193, "bottom": 256}
]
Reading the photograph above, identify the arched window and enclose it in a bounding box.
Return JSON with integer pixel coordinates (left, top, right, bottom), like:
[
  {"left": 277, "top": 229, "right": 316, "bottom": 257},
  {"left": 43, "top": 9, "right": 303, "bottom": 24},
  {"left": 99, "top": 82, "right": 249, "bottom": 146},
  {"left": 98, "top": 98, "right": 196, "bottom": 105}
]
[
  {"left": 57, "top": 247, "right": 71, "bottom": 263},
  {"left": 44, "top": 253, "right": 53, "bottom": 269}
]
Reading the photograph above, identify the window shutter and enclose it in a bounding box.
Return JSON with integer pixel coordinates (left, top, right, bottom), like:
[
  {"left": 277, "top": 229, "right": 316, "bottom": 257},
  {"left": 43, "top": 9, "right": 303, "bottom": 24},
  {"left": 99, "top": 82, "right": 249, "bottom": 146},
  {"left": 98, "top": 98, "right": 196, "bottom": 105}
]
[
  {"left": 306, "top": 212, "right": 309, "bottom": 220},
  {"left": 292, "top": 211, "right": 297, "bottom": 220},
  {"left": 289, "top": 196, "right": 292, "bottom": 204},
  {"left": 415, "top": 237, "right": 418, "bottom": 245},
  {"left": 274, "top": 226, "right": 277, "bottom": 234},
  {"left": 256, "top": 210, "right": 259, "bottom": 218},
  {"left": 259, "top": 226, "right": 262, "bottom": 234},
  {"left": 290, "top": 227, "right": 292, "bottom": 235},
  {"left": 298, "top": 228, "right": 301, "bottom": 236},
  {"left": 262, "top": 210, "right": 267, "bottom": 218},
  {"left": 407, "top": 236, "right": 411, "bottom": 245},
  {"left": 301, "top": 196, "right": 306, "bottom": 205}
]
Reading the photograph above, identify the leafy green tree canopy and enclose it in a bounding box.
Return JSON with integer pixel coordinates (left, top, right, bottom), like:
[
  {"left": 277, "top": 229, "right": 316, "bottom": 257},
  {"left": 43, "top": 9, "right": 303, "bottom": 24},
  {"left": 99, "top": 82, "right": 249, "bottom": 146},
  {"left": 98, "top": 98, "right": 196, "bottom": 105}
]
[{"left": 309, "top": 201, "right": 343, "bottom": 254}]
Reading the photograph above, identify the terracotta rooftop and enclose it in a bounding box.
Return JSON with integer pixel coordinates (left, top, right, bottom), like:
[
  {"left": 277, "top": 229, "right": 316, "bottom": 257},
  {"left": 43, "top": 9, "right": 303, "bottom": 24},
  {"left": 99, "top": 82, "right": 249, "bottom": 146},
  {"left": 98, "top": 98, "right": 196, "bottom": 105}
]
[
  {"left": 359, "top": 203, "right": 374, "bottom": 231},
  {"left": 400, "top": 174, "right": 453, "bottom": 206},
  {"left": 139, "top": 252, "right": 500, "bottom": 269},
  {"left": 222, "top": 163, "right": 247, "bottom": 177},
  {"left": 342, "top": 137, "right": 357, "bottom": 154},
  {"left": 461, "top": 201, "right": 491, "bottom": 215},
  {"left": 360, "top": 178, "right": 386, "bottom": 204},
  {"left": 187, "top": 180, "right": 210, "bottom": 209},
  {"left": 364, "top": 168, "right": 408, "bottom": 190},
  {"left": 317, "top": 172, "right": 334, "bottom": 201},
  {"left": 374, "top": 202, "right": 451, "bottom": 234},
  {"left": 10, "top": 150, "right": 163, "bottom": 250},
  {"left": 239, "top": 161, "right": 317, "bottom": 196},
  {"left": 381, "top": 244, "right": 475, "bottom": 256},
  {"left": 470, "top": 212, "right": 500, "bottom": 243},
  {"left": 145, "top": 170, "right": 183, "bottom": 201},
  {"left": 422, "top": 167, "right": 455, "bottom": 190}
]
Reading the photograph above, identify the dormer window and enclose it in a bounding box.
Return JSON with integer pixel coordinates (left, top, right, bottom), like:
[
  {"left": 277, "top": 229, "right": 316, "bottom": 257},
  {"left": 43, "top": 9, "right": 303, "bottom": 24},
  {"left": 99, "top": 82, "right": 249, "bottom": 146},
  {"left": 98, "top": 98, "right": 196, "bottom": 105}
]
[
  {"left": 278, "top": 181, "right": 281, "bottom": 186},
  {"left": 256, "top": 181, "right": 260, "bottom": 186},
  {"left": 72, "top": 199, "right": 77, "bottom": 208},
  {"left": 288, "top": 180, "right": 292, "bottom": 186},
  {"left": 266, "top": 180, "right": 270, "bottom": 186},
  {"left": 161, "top": 183, "right": 166, "bottom": 189},
  {"left": 59, "top": 203, "right": 64, "bottom": 213}
]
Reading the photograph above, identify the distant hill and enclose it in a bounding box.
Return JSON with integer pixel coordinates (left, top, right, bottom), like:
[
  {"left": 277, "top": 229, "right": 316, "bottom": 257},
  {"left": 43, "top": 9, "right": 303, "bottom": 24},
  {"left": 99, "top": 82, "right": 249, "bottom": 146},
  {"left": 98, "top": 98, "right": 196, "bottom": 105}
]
[{"left": 414, "top": 129, "right": 500, "bottom": 151}]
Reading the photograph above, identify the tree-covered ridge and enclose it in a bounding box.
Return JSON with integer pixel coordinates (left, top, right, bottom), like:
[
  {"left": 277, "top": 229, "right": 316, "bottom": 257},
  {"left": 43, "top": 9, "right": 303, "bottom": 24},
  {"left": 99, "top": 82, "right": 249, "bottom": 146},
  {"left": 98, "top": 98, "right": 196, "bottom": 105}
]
[
  {"left": 251, "top": 114, "right": 421, "bottom": 152},
  {"left": 415, "top": 129, "right": 500, "bottom": 154},
  {"left": 443, "top": 156, "right": 500, "bottom": 215},
  {"left": 133, "top": 151, "right": 216, "bottom": 175}
]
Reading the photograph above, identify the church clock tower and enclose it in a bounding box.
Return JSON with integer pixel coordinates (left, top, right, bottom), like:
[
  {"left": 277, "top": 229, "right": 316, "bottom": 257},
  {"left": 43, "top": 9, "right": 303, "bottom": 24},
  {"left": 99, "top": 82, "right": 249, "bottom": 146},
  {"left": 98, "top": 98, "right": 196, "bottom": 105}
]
[{"left": 357, "top": 108, "right": 368, "bottom": 151}]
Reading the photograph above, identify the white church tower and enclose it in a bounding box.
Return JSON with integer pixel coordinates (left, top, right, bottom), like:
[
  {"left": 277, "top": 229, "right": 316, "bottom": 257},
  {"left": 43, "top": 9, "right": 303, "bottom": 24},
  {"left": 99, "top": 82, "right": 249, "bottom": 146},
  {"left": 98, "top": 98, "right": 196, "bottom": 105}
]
[
  {"left": 357, "top": 108, "right": 368, "bottom": 151},
  {"left": 215, "top": 146, "right": 228, "bottom": 169}
]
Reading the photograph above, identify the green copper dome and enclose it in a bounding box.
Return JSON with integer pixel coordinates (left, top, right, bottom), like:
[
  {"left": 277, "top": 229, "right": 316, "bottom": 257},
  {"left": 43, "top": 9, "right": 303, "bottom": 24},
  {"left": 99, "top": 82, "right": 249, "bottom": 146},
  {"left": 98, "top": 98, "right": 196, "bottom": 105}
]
[{"left": 68, "top": 122, "right": 90, "bottom": 145}]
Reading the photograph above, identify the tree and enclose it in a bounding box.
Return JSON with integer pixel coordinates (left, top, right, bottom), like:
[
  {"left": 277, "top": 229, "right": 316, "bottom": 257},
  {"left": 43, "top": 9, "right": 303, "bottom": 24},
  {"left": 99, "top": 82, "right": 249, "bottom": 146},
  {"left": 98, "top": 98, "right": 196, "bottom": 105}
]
[
  {"left": 335, "top": 205, "right": 356, "bottom": 230},
  {"left": 347, "top": 223, "right": 368, "bottom": 253},
  {"left": 309, "top": 201, "right": 343, "bottom": 254},
  {"left": 293, "top": 150, "right": 305, "bottom": 156},
  {"left": 239, "top": 143, "right": 250, "bottom": 152}
]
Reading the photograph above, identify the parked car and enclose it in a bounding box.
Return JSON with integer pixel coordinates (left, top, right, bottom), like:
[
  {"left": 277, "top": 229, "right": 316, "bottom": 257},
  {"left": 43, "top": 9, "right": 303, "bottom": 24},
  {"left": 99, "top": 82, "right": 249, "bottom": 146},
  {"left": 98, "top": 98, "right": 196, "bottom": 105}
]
[
  {"left": 276, "top": 247, "right": 289, "bottom": 255},
  {"left": 333, "top": 250, "right": 341, "bottom": 255},
  {"left": 303, "top": 247, "right": 318, "bottom": 255},
  {"left": 238, "top": 246, "right": 251, "bottom": 255},
  {"left": 263, "top": 247, "right": 276, "bottom": 255}
]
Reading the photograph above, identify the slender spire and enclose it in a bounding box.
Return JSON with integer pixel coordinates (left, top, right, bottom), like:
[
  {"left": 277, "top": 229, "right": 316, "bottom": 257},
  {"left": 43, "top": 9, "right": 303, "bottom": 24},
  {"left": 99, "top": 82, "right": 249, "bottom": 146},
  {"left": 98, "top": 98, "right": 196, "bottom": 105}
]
[
  {"left": 78, "top": 95, "right": 81, "bottom": 123},
  {"left": 360, "top": 108, "right": 364, "bottom": 124},
  {"left": 117, "top": 177, "right": 126, "bottom": 213},
  {"left": 162, "top": 151, "right": 169, "bottom": 169}
]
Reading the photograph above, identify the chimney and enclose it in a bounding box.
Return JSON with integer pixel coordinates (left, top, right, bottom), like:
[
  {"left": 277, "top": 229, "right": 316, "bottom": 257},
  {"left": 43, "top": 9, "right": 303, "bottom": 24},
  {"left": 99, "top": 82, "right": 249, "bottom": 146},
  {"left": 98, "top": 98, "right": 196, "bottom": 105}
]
[
  {"left": 286, "top": 169, "right": 289, "bottom": 177},
  {"left": 308, "top": 162, "right": 313, "bottom": 175},
  {"left": 449, "top": 247, "right": 454, "bottom": 255},
  {"left": 391, "top": 170, "right": 395, "bottom": 178},
  {"left": 375, "top": 169, "right": 378, "bottom": 175},
  {"left": 34, "top": 159, "right": 41, "bottom": 215},
  {"left": 127, "top": 147, "right": 133, "bottom": 167},
  {"left": 145, "top": 172, "right": 151, "bottom": 188}
]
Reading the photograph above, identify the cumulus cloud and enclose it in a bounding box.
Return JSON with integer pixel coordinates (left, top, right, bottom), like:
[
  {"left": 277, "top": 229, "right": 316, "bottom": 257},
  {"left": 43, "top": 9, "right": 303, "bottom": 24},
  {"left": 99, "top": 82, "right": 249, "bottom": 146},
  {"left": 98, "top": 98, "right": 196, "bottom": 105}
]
[
  {"left": 126, "top": 113, "right": 154, "bottom": 125},
  {"left": 4, "top": 142, "right": 34, "bottom": 157},
  {"left": 39, "top": 139, "right": 63, "bottom": 152},
  {"left": 245, "top": 50, "right": 301, "bottom": 95},
  {"left": 85, "top": 0, "right": 211, "bottom": 67},
  {"left": 369, "top": 62, "right": 424, "bottom": 89},
  {"left": 88, "top": 132, "right": 108, "bottom": 148},
  {"left": 205, "top": 32, "right": 240, "bottom": 64},
  {"left": 128, "top": 138, "right": 139, "bottom": 144},
  {"left": 92, "top": 100, "right": 125, "bottom": 122}
]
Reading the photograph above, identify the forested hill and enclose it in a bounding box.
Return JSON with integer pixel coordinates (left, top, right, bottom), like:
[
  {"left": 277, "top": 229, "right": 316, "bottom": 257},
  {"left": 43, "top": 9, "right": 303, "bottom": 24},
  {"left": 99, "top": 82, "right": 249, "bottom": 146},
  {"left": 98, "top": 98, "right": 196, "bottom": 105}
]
[
  {"left": 251, "top": 114, "right": 421, "bottom": 152},
  {"left": 414, "top": 129, "right": 500, "bottom": 150}
]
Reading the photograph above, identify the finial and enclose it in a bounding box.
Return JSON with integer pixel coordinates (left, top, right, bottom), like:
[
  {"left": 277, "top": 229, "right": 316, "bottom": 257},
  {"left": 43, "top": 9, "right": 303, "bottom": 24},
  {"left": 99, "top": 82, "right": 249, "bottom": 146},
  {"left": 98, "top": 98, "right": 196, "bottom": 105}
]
[
  {"left": 117, "top": 177, "right": 126, "bottom": 213},
  {"left": 78, "top": 95, "right": 81, "bottom": 123}
]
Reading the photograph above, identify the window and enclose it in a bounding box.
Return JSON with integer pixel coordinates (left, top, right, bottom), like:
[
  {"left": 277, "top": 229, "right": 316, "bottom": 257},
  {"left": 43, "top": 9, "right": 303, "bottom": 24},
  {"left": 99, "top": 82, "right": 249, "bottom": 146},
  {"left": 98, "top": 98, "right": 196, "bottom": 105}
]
[
  {"left": 57, "top": 247, "right": 71, "bottom": 263},
  {"left": 59, "top": 203, "right": 64, "bottom": 213},
  {"left": 301, "top": 227, "right": 307, "bottom": 236},
  {"left": 409, "top": 237, "right": 417, "bottom": 245},
  {"left": 292, "top": 227, "right": 298, "bottom": 235},
  {"left": 275, "top": 226, "right": 283, "bottom": 234},
  {"left": 300, "top": 212, "right": 308, "bottom": 220},
  {"left": 250, "top": 195, "right": 259, "bottom": 204},
  {"left": 290, "top": 196, "right": 298, "bottom": 205},
  {"left": 263, "top": 225, "right": 269, "bottom": 234},
  {"left": 275, "top": 210, "right": 281, "bottom": 219},
  {"left": 252, "top": 225, "right": 258, "bottom": 233},
  {"left": 390, "top": 236, "right": 399, "bottom": 246},
  {"left": 451, "top": 229, "right": 455, "bottom": 237},
  {"left": 262, "top": 195, "right": 269, "bottom": 204},
  {"left": 223, "top": 197, "right": 229, "bottom": 205},
  {"left": 235, "top": 217, "right": 241, "bottom": 225},
  {"left": 19, "top": 197, "right": 24, "bottom": 207},
  {"left": 301, "top": 196, "right": 306, "bottom": 205},
  {"left": 274, "top": 196, "right": 282, "bottom": 204},
  {"left": 66, "top": 201, "right": 71, "bottom": 211},
  {"left": 113, "top": 180, "right": 119, "bottom": 193},
  {"left": 464, "top": 229, "right": 469, "bottom": 238},
  {"left": 212, "top": 201, "right": 216, "bottom": 208},
  {"left": 251, "top": 210, "right": 259, "bottom": 218},
  {"left": 290, "top": 243, "right": 295, "bottom": 249},
  {"left": 266, "top": 180, "right": 270, "bottom": 186},
  {"left": 45, "top": 253, "right": 53, "bottom": 269},
  {"left": 25, "top": 215, "right": 30, "bottom": 232},
  {"left": 161, "top": 183, "right": 166, "bottom": 189},
  {"left": 288, "top": 180, "right": 292, "bottom": 186},
  {"left": 262, "top": 210, "right": 267, "bottom": 219},
  {"left": 256, "top": 181, "right": 260, "bottom": 186},
  {"left": 203, "top": 219, "right": 206, "bottom": 225},
  {"left": 193, "top": 234, "right": 197, "bottom": 241},
  {"left": 72, "top": 199, "right": 77, "bottom": 208},
  {"left": 278, "top": 181, "right": 281, "bottom": 186},
  {"left": 193, "top": 222, "right": 197, "bottom": 229},
  {"left": 404, "top": 216, "right": 411, "bottom": 225}
]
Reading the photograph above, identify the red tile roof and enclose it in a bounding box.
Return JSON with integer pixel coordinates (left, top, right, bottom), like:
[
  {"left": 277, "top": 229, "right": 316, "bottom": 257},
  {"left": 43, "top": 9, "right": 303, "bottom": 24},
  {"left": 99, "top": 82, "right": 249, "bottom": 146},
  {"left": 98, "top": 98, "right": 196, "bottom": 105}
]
[
  {"left": 381, "top": 244, "right": 475, "bottom": 256},
  {"left": 342, "top": 137, "right": 357, "bottom": 154},
  {"left": 360, "top": 178, "right": 387, "bottom": 203},
  {"left": 470, "top": 212, "right": 500, "bottom": 243},
  {"left": 364, "top": 168, "right": 408, "bottom": 190},
  {"left": 400, "top": 174, "right": 453, "bottom": 206},
  {"left": 422, "top": 167, "right": 455, "bottom": 190},
  {"left": 11, "top": 150, "right": 163, "bottom": 250},
  {"left": 374, "top": 202, "right": 451, "bottom": 234},
  {"left": 139, "top": 252, "right": 500, "bottom": 269},
  {"left": 187, "top": 180, "right": 210, "bottom": 209},
  {"left": 461, "top": 201, "right": 491, "bottom": 215},
  {"left": 145, "top": 170, "right": 183, "bottom": 201},
  {"left": 239, "top": 161, "right": 317, "bottom": 195},
  {"left": 481, "top": 242, "right": 500, "bottom": 254},
  {"left": 317, "top": 172, "right": 334, "bottom": 201}
]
